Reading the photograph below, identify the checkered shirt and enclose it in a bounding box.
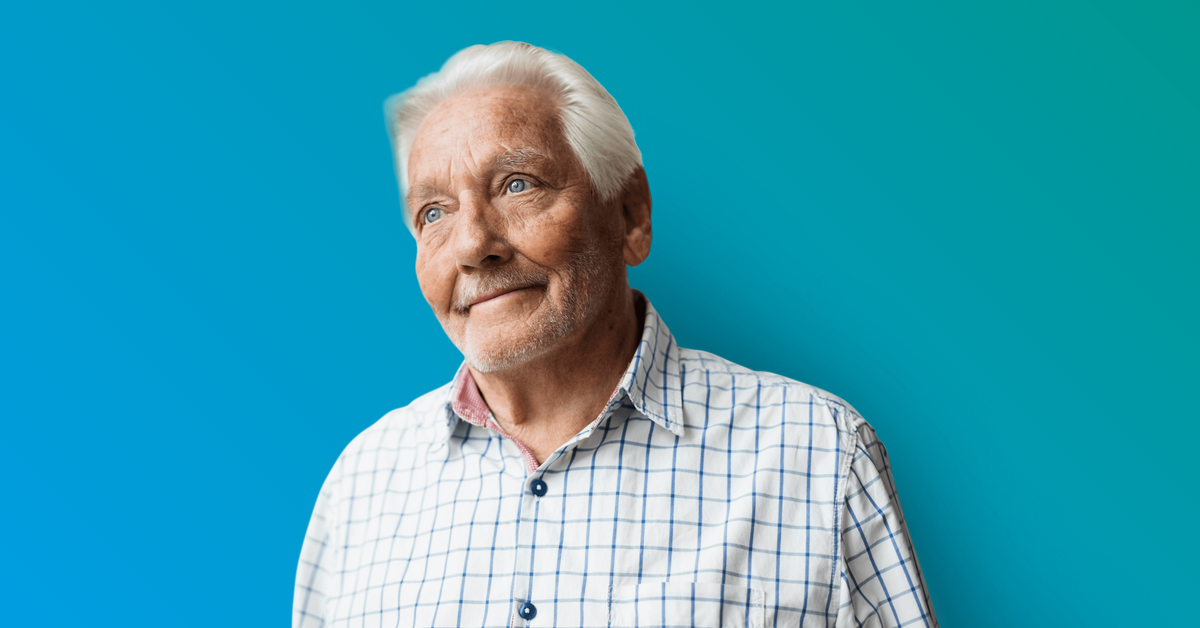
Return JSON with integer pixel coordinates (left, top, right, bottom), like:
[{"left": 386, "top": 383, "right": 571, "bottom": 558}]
[{"left": 294, "top": 295, "right": 937, "bottom": 627}]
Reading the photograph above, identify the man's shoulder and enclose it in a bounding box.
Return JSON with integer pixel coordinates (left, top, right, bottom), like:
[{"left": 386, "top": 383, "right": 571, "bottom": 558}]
[
  {"left": 676, "top": 346, "right": 870, "bottom": 435},
  {"left": 321, "top": 381, "right": 454, "bottom": 481}
]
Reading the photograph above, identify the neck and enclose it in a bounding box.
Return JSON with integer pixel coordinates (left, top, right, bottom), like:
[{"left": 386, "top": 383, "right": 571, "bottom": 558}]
[{"left": 468, "top": 285, "right": 644, "bottom": 466}]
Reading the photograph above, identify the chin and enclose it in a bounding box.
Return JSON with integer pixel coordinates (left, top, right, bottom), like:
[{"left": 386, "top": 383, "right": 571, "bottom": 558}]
[
  {"left": 458, "top": 310, "right": 576, "bottom": 373},
  {"left": 462, "top": 342, "right": 544, "bottom": 373}
]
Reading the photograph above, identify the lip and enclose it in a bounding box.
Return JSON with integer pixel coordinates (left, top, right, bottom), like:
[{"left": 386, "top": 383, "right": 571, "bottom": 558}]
[{"left": 468, "top": 285, "right": 535, "bottom": 308}]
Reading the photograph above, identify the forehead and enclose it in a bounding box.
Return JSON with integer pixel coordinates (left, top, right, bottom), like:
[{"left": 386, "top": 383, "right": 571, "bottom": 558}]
[{"left": 407, "top": 84, "right": 571, "bottom": 184}]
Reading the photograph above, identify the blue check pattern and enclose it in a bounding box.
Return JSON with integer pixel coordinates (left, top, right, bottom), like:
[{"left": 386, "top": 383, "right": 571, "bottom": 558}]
[{"left": 295, "top": 295, "right": 937, "bottom": 627}]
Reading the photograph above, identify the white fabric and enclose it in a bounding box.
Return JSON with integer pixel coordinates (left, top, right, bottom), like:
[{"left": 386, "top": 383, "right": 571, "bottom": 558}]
[{"left": 295, "top": 295, "right": 937, "bottom": 627}]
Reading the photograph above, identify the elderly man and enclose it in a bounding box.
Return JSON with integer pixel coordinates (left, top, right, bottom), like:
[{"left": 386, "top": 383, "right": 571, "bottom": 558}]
[{"left": 294, "top": 41, "right": 936, "bottom": 628}]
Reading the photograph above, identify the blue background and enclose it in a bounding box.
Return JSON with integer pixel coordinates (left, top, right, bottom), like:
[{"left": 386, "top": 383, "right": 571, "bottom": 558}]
[{"left": 2, "top": 1, "right": 1197, "bottom": 625}]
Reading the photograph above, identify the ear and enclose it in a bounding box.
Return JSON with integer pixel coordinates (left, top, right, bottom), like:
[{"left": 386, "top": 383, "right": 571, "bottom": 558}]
[{"left": 619, "top": 166, "right": 652, "bottom": 267}]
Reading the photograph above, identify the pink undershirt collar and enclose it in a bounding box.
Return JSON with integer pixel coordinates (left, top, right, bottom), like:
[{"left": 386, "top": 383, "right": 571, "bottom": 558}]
[{"left": 451, "top": 367, "right": 542, "bottom": 475}]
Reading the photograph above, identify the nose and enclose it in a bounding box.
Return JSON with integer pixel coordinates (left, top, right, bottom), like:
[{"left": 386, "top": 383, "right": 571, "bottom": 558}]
[{"left": 452, "top": 191, "right": 511, "bottom": 273}]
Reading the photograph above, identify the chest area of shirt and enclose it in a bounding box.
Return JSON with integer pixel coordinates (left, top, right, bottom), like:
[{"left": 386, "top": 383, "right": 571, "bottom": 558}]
[{"left": 328, "top": 414, "right": 846, "bottom": 627}]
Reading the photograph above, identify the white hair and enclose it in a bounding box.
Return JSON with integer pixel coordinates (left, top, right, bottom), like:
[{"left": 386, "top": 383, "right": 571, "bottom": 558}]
[{"left": 384, "top": 41, "right": 643, "bottom": 234}]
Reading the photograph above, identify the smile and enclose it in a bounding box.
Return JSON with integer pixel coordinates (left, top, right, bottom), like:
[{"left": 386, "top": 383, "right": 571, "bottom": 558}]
[{"left": 468, "top": 285, "right": 537, "bottom": 308}]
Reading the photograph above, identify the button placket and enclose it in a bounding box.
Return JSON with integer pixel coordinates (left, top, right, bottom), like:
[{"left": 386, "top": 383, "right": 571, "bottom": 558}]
[
  {"left": 514, "top": 462, "right": 548, "bottom": 624},
  {"left": 512, "top": 395, "right": 626, "bottom": 627}
]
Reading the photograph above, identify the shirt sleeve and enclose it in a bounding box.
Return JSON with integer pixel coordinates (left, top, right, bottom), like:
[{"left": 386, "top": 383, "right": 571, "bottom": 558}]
[
  {"left": 293, "top": 464, "right": 339, "bottom": 628},
  {"left": 835, "top": 422, "right": 938, "bottom": 628}
]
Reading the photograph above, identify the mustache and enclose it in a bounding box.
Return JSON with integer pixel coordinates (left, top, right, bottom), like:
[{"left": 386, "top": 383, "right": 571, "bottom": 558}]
[{"left": 452, "top": 264, "right": 550, "bottom": 313}]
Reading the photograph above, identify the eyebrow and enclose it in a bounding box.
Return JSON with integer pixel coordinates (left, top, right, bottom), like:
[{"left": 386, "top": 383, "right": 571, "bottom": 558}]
[
  {"left": 492, "top": 147, "right": 550, "bottom": 171},
  {"left": 406, "top": 183, "right": 443, "bottom": 203}
]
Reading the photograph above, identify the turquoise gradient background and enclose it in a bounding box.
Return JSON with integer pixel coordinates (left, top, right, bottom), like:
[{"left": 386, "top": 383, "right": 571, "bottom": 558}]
[{"left": 2, "top": 1, "right": 1196, "bottom": 625}]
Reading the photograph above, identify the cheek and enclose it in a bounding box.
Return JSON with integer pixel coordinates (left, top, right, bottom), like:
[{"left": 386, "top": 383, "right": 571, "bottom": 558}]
[
  {"left": 415, "top": 249, "right": 454, "bottom": 311},
  {"left": 513, "top": 202, "right": 594, "bottom": 267}
]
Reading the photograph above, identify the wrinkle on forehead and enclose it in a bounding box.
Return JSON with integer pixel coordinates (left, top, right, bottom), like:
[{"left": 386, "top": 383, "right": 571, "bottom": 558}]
[{"left": 406, "top": 85, "right": 578, "bottom": 195}]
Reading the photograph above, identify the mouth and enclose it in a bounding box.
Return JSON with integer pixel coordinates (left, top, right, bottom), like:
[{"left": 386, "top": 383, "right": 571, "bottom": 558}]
[{"left": 467, "top": 284, "right": 539, "bottom": 309}]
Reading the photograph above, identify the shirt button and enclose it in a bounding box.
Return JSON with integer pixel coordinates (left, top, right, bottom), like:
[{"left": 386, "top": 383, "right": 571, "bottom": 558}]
[
  {"left": 530, "top": 479, "right": 548, "bottom": 497},
  {"left": 519, "top": 601, "right": 537, "bottom": 620}
]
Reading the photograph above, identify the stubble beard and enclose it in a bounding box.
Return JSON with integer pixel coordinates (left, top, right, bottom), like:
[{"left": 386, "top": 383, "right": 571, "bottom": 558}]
[{"left": 451, "top": 242, "right": 619, "bottom": 373}]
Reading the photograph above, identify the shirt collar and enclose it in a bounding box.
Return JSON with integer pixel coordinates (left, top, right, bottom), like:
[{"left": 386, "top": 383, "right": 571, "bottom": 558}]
[
  {"left": 439, "top": 290, "right": 685, "bottom": 442},
  {"left": 614, "top": 291, "right": 685, "bottom": 436}
]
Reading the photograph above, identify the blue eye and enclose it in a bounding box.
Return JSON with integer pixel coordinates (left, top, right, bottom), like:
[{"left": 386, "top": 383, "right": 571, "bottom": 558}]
[
  {"left": 507, "top": 178, "right": 528, "bottom": 193},
  {"left": 423, "top": 207, "right": 444, "bottom": 224}
]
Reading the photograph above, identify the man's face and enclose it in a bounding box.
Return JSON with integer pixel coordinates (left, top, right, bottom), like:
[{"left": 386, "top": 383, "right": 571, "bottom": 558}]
[{"left": 406, "top": 84, "right": 626, "bottom": 372}]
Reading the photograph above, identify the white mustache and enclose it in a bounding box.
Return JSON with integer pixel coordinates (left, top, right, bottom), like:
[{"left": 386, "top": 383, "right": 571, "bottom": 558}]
[{"left": 452, "top": 265, "right": 550, "bottom": 313}]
